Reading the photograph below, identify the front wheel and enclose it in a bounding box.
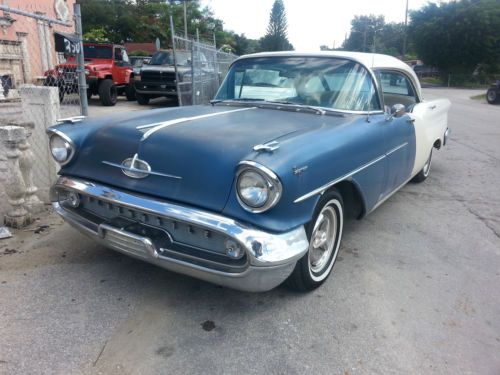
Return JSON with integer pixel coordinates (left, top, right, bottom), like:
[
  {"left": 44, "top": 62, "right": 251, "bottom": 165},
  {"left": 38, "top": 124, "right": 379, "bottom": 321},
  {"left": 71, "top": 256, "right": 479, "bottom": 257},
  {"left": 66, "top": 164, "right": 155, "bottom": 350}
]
[
  {"left": 136, "top": 92, "right": 150, "bottom": 105},
  {"left": 486, "top": 88, "right": 499, "bottom": 104},
  {"left": 286, "top": 190, "right": 344, "bottom": 291},
  {"left": 412, "top": 149, "right": 432, "bottom": 183},
  {"left": 98, "top": 79, "right": 118, "bottom": 106}
]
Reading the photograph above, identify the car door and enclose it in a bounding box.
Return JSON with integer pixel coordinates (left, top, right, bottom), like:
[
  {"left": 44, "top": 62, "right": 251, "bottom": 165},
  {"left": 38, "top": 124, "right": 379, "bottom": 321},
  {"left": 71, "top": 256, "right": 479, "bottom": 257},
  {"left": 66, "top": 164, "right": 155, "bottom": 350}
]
[
  {"left": 407, "top": 98, "right": 450, "bottom": 176},
  {"left": 113, "top": 47, "right": 132, "bottom": 84},
  {"left": 376, "top": 70, "right": 417, "bottom": 196}
]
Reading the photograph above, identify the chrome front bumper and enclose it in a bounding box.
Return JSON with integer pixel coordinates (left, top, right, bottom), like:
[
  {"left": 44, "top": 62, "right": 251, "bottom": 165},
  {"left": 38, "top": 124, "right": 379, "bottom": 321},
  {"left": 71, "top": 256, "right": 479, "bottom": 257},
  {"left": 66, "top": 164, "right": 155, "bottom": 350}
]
[{"left": 51, "top": 177, "right": 309, "bottom": 292}]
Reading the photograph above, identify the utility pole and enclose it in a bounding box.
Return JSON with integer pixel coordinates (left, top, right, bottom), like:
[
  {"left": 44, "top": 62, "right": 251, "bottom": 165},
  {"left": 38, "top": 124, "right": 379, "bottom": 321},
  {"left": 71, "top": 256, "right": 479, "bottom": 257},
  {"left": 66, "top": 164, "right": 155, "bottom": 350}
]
[
  {"left": 183, "top": 0, "right": 188, "bottom": 39},
  {"left": 402, "top": 0, "right": 409, "bottom": 58}
]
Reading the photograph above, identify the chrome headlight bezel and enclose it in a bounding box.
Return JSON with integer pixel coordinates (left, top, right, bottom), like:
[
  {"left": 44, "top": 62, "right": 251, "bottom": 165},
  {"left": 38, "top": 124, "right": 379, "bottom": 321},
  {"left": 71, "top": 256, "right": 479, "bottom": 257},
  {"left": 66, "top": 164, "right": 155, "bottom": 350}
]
[
  {"left": 48, "top": 130, "right": 76, "bottom": 166},
  {"left": 236, "top": 161, "right": 282, "bottom": 213}
]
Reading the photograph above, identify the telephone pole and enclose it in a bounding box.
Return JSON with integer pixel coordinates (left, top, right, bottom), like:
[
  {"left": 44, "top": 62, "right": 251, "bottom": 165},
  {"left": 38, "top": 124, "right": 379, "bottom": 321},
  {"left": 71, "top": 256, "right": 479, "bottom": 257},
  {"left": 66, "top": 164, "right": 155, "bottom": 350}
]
[{"left": 402, "top": 0, "right": 409, "bottom": 58}]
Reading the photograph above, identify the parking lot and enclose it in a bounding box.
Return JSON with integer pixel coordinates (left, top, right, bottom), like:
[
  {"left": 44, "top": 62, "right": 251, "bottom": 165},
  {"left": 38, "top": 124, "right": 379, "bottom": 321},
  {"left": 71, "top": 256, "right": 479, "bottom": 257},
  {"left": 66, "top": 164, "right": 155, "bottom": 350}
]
[{"left": 1, "top": 87, "right": 499, "bottom": 374}]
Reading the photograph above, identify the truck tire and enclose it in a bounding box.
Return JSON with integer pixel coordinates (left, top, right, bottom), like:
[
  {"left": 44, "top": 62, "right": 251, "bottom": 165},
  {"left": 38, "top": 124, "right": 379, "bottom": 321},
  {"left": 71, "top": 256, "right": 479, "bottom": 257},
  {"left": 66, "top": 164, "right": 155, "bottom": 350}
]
[
  {"left": 125, "top": 84, "right": 136, "bottom": 101},
  {"left": 98, "top": 79, "right": 118, "bottom": 106},
  {"left": 486, "top": 88, "right": 499, "bottom": 104},
  {"left": 136, "top": 92, "right": 150, "bottom": 105}
]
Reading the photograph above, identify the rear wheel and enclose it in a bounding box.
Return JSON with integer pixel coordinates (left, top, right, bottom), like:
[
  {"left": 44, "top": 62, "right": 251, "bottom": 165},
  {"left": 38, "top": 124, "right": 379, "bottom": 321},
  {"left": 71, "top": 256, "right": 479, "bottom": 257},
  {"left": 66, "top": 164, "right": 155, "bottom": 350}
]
[
  {"left": 98, "top": 79, "right": 117, "bottom": 106},
  {"left": 287, "top": 189, "right": 344, "bottom": 291},
  {"left": 412, "top": 149, "right": 432, "bottom": 183},
  {"left": 486, "top": 88, "right": 499, "bottom": 104},
  {"left": 136, "top": 92, "right": 150, "bottom": 105}
]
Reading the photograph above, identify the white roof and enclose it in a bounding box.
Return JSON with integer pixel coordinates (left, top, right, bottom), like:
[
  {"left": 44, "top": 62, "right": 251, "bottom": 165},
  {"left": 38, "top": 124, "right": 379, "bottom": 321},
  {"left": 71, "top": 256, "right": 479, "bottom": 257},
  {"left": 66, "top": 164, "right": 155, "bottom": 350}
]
[{"left": 237, "top": 51, "right": 422, "bottom": 98}]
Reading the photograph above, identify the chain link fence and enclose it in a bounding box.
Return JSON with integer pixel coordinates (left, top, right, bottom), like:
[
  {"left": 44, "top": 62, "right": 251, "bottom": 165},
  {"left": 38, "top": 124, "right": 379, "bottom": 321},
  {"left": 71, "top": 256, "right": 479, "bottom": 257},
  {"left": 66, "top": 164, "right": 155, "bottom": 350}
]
[
  {"left": 0, "top": 3, "right": 81, "bottom": 120},
  {"left": 171, "top": 33, "right": 237, "bottom": 106}
]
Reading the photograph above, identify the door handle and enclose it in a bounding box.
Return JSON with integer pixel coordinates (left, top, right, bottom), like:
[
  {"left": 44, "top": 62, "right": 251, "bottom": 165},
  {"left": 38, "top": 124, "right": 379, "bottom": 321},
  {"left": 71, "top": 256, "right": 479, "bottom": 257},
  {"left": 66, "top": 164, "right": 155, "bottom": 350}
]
[
  {"left": 429, "top": 105, "right": 437, "bottom": 110},
  {"left": 407, "top": 118, "right": 415, "bottom": 124}
]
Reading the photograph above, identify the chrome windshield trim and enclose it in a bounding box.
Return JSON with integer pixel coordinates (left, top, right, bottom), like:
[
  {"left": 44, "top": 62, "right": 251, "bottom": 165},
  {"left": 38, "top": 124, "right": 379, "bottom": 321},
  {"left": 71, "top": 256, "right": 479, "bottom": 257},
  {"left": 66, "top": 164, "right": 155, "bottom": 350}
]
[
  {"left": 102, "top": 160, "right": 182, "bottom": 180},
  {"left": 52, "top": 176, "right": 307, "bottom": 267},
  {"left": 137, "top": 107, "right": 257, "bottom": 141},
  {"left": 294, "top": 142, "right": 409, "bottom": 203}
]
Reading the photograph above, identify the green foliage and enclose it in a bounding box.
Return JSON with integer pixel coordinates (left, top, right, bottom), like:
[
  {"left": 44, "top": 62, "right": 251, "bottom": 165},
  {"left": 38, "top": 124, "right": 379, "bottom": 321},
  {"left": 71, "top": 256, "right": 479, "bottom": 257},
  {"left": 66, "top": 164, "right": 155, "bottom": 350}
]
[
  {"left": 340, "top": 15, "right": 408, "bottom": 56},
  {"left": 83, "top": 27, "right": 109, "bottom": 42},
  {"left": 76, "top": 0, "right": 261, "bottom": 55},
  {"left": 409, "top": 0, "right": 500, "bottom": 77},
  {"left": 260, "top": 0, "right": 294, "bottom": 51}
]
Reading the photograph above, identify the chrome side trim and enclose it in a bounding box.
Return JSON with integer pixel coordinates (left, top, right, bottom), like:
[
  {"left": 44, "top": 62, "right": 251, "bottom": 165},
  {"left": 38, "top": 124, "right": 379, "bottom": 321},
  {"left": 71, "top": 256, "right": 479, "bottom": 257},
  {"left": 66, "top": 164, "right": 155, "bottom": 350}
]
[
  {"left": 386, "top": 142, "right": 408, "bottom": 156},
  {"left": 294, "top": 154, "right": 385, "bottom": 203},
  {"left": 294, "top": 142, "right": 409, "bottom": 203},
  {"left": 102, "top": 160, "right": 182, "bottom": 180},
  {"left": 138, "top": 107, "right": 257, "bottom": 141}
]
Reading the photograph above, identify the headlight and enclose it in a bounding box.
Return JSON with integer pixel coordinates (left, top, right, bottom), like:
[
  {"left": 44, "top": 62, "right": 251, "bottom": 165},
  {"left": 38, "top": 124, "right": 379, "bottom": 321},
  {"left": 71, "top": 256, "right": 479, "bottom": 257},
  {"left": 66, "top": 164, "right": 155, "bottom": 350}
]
[
  {"left": 57, "top": 68, "right": 64, "bottom": 74},
  {"left": 84, "top": 69, "right": 90, "bottom": 75},
  {"left": 49, "top": 132, "right": 75, "bottom": 165},
  {"left": 236, "top": 162, "right": 282, "bottom": 213}
]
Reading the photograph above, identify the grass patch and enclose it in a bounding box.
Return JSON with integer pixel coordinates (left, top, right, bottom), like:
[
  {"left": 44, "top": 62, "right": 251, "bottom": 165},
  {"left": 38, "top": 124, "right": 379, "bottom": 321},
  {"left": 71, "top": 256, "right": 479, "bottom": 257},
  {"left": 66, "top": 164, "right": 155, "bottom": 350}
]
[{"left": 470, "top": 93, "right": 486, "bottom": 101}]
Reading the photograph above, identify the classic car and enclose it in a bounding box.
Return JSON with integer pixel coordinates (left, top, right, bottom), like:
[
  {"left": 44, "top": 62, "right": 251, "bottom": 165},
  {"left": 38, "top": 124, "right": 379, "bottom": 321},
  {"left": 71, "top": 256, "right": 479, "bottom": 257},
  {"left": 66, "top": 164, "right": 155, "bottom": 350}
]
[
  {"left": 48, "top": 52, "right": 451, "bottom": 292},
  {"left": 486, "top": 80, "right": 500, "bottom": 104}
]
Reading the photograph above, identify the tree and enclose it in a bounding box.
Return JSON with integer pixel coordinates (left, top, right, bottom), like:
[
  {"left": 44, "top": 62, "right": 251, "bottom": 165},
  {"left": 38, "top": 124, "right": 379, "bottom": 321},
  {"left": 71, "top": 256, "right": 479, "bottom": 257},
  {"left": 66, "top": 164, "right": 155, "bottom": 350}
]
[
  {"left": 260, "top": 0, "right": 293, "bottom": 51},
  {"left": 409, "top": 0, "right": 500, "bottom": 77}
]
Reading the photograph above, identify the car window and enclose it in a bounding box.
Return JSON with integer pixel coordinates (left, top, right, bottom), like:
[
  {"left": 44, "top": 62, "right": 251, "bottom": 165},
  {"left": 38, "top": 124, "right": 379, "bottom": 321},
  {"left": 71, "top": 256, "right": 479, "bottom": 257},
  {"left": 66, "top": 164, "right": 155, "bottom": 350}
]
[
  {"left": 216, "top": 57, "right": 380, "bottom": 111},
  {"left": 379, "top": 71, "right": 416, "bottom": 97},
  {"left": 114, "top": 48, "right": 123, "bottom": 61}
]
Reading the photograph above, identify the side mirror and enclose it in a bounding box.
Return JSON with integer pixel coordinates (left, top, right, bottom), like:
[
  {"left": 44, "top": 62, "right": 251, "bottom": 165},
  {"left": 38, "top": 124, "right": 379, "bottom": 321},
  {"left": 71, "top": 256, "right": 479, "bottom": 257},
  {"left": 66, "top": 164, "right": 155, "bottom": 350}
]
[{"left": 388, "top": 103, "right": 406, "bottom": 120}]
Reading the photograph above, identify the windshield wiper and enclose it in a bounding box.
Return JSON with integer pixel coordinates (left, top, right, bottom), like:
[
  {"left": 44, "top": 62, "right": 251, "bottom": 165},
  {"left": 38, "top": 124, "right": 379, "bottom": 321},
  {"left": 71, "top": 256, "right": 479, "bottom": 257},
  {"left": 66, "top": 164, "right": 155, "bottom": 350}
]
[
  {"left": 210, "top": 98, "right": 265, "bottom": 105},
  {"left": 265, "top": 100, "right": 327, "bottom": 115}
]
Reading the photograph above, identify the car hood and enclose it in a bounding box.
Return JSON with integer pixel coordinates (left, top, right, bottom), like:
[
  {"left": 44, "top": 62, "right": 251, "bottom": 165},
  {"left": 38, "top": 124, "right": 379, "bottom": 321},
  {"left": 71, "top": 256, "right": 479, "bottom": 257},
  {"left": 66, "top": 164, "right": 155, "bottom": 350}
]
[{"left": 59, "top": 105, "right": 341, "bottom": 212}]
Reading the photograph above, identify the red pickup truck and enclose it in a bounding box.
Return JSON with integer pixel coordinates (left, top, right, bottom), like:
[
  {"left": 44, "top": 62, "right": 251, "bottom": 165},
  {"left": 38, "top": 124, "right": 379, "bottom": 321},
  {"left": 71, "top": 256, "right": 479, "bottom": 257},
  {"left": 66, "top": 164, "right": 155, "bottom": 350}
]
[{"left": 44, "top": 43, "right": 135, "bottom": 106}]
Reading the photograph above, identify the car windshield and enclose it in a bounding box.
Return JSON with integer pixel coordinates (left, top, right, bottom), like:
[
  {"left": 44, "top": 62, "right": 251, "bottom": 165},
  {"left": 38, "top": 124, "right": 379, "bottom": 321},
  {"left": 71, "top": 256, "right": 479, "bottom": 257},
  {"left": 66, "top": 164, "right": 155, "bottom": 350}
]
[
  {"left": 215, "top": 56, "right": 380, "bottom": 112},
  {"left": 83, "top": 45, "right": 112, "bottom": 59},
  {"left": 150, "top": 51, "right": 191, "bottom": 66}
]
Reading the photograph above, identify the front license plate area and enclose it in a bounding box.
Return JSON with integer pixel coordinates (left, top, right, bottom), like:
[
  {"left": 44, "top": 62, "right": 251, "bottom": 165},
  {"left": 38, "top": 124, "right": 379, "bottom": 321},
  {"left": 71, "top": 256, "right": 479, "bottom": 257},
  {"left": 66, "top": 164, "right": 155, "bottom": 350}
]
[{"left": 98, "top": 218, "right": 173, "bottom": 259}]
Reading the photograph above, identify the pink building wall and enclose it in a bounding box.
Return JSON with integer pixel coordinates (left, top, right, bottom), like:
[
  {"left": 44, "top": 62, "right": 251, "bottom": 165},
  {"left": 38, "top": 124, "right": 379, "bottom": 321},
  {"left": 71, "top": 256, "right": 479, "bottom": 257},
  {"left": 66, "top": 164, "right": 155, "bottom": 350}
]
[{"left": 1, "top": 0, "right": 76, "bottom": 84}]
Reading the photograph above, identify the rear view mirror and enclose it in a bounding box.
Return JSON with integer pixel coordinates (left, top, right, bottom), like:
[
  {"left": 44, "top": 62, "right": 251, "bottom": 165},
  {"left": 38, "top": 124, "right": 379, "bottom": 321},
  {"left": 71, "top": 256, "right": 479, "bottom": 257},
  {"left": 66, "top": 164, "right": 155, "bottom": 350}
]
[{"left": 390, "top": 104, "right": 406, "bottom": 118}]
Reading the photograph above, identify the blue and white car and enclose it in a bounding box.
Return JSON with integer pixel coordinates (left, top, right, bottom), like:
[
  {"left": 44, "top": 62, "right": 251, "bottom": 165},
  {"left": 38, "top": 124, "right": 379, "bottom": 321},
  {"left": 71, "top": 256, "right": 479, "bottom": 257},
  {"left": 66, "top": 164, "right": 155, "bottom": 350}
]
[{"left": 48, "top": 52, "right": 451, "bottom": 292}]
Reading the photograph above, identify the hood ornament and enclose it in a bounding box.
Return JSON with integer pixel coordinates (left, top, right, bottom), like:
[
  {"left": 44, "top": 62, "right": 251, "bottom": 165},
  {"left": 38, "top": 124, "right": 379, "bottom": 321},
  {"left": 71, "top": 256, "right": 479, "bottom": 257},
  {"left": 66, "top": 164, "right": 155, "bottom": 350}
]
[
  {"left": 253, "top": 141, "right": 280, "bottom": 153},
  {"left": 102, "top": 154, "right": 182, "bottom": 180},
  {"left": 121, "top": 154, "right": 151, "bottom": 179}
]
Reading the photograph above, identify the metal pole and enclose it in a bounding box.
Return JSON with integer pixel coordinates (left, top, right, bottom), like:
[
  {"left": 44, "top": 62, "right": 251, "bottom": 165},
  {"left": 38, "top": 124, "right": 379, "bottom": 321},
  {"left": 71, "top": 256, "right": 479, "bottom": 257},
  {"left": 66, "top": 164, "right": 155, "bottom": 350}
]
[
  {"left": 0, "top": 5, "right": 72, "bottom": 26},
  {"left": 183, "top": 1, "right": 188, "bottom": 39},
  {"left": 402, "top": 0, "right": 409, "bottom": 58},
  {"left": 196, "top": 28, "right": 200, "bottom": 43},
  {"left": 191, "top": 40, "right": 195, "bottom": 105},
  {"left": 74, "top": 4, "right": 88, "bottom": 116},
  {"left": 170, "top": 15, "right": 182, "bottom": 106}
]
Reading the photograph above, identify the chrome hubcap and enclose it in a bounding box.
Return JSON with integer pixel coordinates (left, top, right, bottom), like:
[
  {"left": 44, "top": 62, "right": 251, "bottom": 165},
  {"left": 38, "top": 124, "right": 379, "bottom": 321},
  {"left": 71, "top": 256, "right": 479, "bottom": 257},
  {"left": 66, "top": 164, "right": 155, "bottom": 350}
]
[{"left": 309, "top": 206, "right": 337, "bottom": 273}]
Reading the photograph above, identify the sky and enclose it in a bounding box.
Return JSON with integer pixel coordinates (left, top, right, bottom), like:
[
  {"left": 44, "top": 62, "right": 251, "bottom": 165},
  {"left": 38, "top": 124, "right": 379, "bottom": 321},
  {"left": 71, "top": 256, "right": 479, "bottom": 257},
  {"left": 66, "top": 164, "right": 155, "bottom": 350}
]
[{"left": 200, "top": 0, "right": 441, "bottom": 51}]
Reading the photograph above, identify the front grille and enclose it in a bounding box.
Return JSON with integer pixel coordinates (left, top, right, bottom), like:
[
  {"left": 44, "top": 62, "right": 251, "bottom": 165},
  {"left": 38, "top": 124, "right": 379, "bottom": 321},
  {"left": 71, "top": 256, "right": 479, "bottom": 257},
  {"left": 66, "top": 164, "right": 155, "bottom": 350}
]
[
  {"left": 141, "top": 70, "right": 176, "bottom": 83},
  {"left": 68, "top": 194, "right": 248, "bottom": 272}
]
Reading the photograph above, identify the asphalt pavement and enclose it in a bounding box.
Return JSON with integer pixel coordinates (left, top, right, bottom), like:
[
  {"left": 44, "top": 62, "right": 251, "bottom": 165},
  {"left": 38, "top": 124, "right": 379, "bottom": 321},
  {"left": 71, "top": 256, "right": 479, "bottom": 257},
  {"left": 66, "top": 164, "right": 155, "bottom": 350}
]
[{"left": 0, "top": 88, "right": 499, "bottom": 375}]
